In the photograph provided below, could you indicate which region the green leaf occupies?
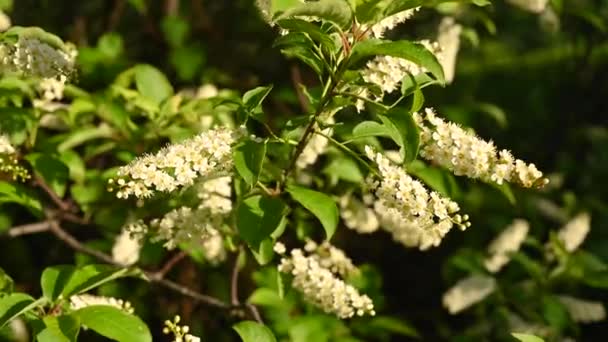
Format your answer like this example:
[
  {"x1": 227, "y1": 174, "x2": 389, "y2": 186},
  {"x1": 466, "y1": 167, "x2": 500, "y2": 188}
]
[
  {"x1": 134, "y1": 64, "x2": 174, "y2": 105},
  {"x1": 251, "y1": 238, "x2": 276, "y2": 265},
  {"x1": 0, "y1": 181, "x2": 42, "y2": 217},
  {"x1": 287, "y1": 185, "x2": 338, "y2": 239},
  {"x1": 41, "y1": 265, "x2": 74, "y2": 302},
  {"x1": 233, "y1": 321, "x2": 277, "y2": 342},
  {"x1": 511, "y1": 333, "x2": 545, "y2": 342},
  {"x1": 75, "y1": 306, "x2": 151, "y2": 342},
  {"x1": 378, "y1": 107, "x2": 420, "y2": 163},
  {"x1": 161, "y1": 15, "x2": 189, "y2": 47},
  {"x1": 37, "y1": 315, "x2": 80, "y2": 342},
  {"x1": 350, "y1": 39, "x2": 445, "y2": 84},
  {"x1": 248, "y1": 288, "x2": 284, "y2": 308},
  {"x1": 97, "y1": 33, "x2": 124, "y2": 60},
  {"x1": 0, "y1": 293, "x2": 39, "y2": 328},
  {"x1": 323, "y1": 156, "x2": 364, "y2": 184},
  {"x1": 234, "y1": 140, "x2": 268, "y2": 187},
  {"x1": 366, "y1": 316, "x2": 419, "y2": 338},
  {"x1": 351, "y1": 121, "x2": 391, "y2": 140},
  {"x1": 25, "y1": 154, "x2": 70, "y2": 197},
  {"x1": 126, "y1": 0, "x2": 146, "y2": 13},
  {"x1": 0, "y1": 268, "x2": 14, "y2": 293},
  {"x1": 40, "y1": 265, "x2": 141, "y2": 301},
  {"x1": 541, "y1": 295, "x2": 570, "y2": 331},
  {"x1": 243, "y1": 85, "x2": 273, "y2": 114},
  {"x1": 274, "y1": 33, "x2": 325, "y2": 75},
  {"x1": 237, "y1": 195, "x2": 287, "y2": 249},
  {"x1": 276, "y1": 0, "x2": 353, "y2": 29},
  {"x1": 58, "y1": 150, "x2": 86, "y2": 184},
  {"x1": 57, "y1": 124, "x2": 115, "y2": 152},
  {"x1": 276, "y1": 19, "x2": 336, "y2": 50}
]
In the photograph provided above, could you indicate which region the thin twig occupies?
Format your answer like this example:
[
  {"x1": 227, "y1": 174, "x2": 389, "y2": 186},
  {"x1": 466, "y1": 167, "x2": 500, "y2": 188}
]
[
  {"x1": 47, "y1": 220, "x2": 119, "y2": 265},
  {"x1": 230, "y1": 251, "x2": 241, "y2": 306},
  {"x1": 5, "y1": 221, "x2": 51, "y2": 238},
  {"x1": 246, "y1": 303, "x2": 264, "y2": 324},
  {"x1": 152, "y1": 251, "x2": 187, "y2": 280},
  {"x1": 33, "y1": 175, "x2": 72, "y2": 212},
  {"x1": 153, "y1": 278, "x2": 230, "y2": 309}
]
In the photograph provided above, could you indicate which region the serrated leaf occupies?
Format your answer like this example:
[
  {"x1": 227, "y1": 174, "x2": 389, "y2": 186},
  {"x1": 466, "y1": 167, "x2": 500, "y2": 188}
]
[
  {"x1": 378, "y1": 107, "x2": 420, "y2": 163},
  {"x1": 251, "y1": 238, "x2": 275, "y2": 265},
  {"x1": 287, "y1": 185, "x2": 338, "y2": 239},
  {"x1": 75, "y1": 306, "x2": 151, "y2": 342},
  {"x1": 349, "y1": 39, "x2": 445, "y2": 84},
  {"x1": 276, "y1": 0, "x2": 353, "y2": 29},
  {"x1": 243, "y1": 86, "x2": 273, "y2": 114},
  {"x1": 134, "y1": 64, "x2": 174, "y2": 105},
  {"x1": 41, "y1": 265, "x2": 75, "y2": 302},
  {"x1": 237, "y1": 195, "x2": 287, "y2": 249},
  {"x1": 234, "y1": 140, "x2": 267, "y2": 187},
  {"x1": 511, "y1": 333, "x2": 545, "y2": 342},
  {"x1": 233, "y1": 321, "x2": 277, "y2": 342},
  {"x1": 38, "y1": 315, "x2": 80, "y2": 342}
]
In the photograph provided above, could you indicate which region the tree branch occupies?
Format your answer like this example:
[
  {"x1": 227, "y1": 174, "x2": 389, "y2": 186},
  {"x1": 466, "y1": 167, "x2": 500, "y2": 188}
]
[
  {"x1": 33, "y1": 175, "x2": 73, "y2": 212},
  {"x1": 4, "y1": 221, "x2": 51, "y2": 237},
  {"x1": 230, "y1": 251, "x2": 241, "y2": 306}
]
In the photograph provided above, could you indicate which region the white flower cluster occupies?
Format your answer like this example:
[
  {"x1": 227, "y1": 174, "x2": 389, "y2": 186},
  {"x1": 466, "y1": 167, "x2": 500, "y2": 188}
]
[
  {"x1": 442, "y1": 275, "x2": 496, "y2": 314},
  {"x1": 163, "y1": 315, "x2": 201, "y2": 342},
  {"x1": 110, "y1": 127, "x2": 240, "y2": 199},
  {"x1": 303, "y1": 240, "x2": 358, "y2": 278},
  {"x1": 557, "y1": 212, "x2": 590, "y2": 252},
  {"x1": 150, "y1": 206, "x2": 223, "y2": 252},
  {"x1": 484, "y1": 219, "x2": 529, "y2": 273},
  {"x1": 415, "y1": 108, "x2": 547, "y2": 188},
  {"x1": 437, "y1": 17, "x2": 462, "y2": 84},
  {"x1": 69, "y1": 294, "x2": 134, "y2": 314},
  {"x1": 365, "y1": 146, "x2": 469, "y2": 250},
  {"x1": 0, "y1": 134, "x2": 15, "y2": 154},
  {"x1": 557, "y1": 295, "x2": 606, "y2": 323},
  {"x1": 112, "y1": 228, "x2": 142, "y2": 266},
  {"x1": 361, "y1": 40, "x2": 442, "y2": 94},
  {"x1": 0, "y1": 37, "x2": 76, "y2": 78},
  {"x1": 278, "y1": 247, "x2": 374, "y2": 319},
  {"x1": 367, "y1": 8, "x2": 420, "y2": 38},
  {"x1": 507, "y1": 312, "x2": 552, "y2": 337},
  {"x1": 296, "y1": 117, "x2": 334, "y2": 169},
  {"x1": 33, "y1": 75, "x2": 68, "y2": 112},
  {"x1": 339, "y1": 195, "x2": 379, "y2": 234},
  {"x1": 506, "y1": 0, "x2": 549, "y2": 13},
  {"x1": 0, "y1": 11, "x2": 11, "y2": 32}
]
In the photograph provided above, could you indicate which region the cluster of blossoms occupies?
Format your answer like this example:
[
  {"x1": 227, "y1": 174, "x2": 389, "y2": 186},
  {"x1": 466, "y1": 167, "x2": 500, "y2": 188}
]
[
  {"x1": 339, "y1": 195, "x2": 379, "y2": 234},
  {"x1": 437, "y1": 17, "x2": 462, "y2": 84},
  {"x1": 0, "y1": 134, "x2": 29, "y2": 181},
  {"x1": 303, "y1": 240, "x2": 358, "y2": 278},
  {"x1": 415, "y1": 108, "x2": 547, "y2": 188},
  {"x1": 276, "y1": 243, "x2": 374, "y2": 319},
  {"x1": 484, "y1": 219, "x2": 530, "y2": 273},
  {"x1": 297, "y1": 116, "x2": 334, "y2": 169},
  {"x1": 33, "y1": 75, "x2": 68, "y2": 112},
  {"x1": 557, "y1": 295, "x2": 606, "y2": 323},
  {"x1": 69, "y1": 294, "x2": 134, "y2": 314},
  {"x1": 365, "y1": 146, "x2": 469, "y2": 250},
  {"x1": 556, "y1": 212, "x2": 590, "y2": 252},
  {"x1": 365, "y1": 7, "x2": 420, "y2": 38},
  {"x1": 442, "y1": 275, "x2": 496, "y2": 314},
  {"x1": 507, "y1": 0, "x2": 549, "y2": 13},
  {"x1": 162, "y1": 316, "x2": 201, "y2": 342},
  {"x1": 112, "y1": 228, "x2": 142, "y2": 266},
  {"x1": 109, "y1": 127, "x2": 241, "y2": 199},
  {"x1": 361, "y1": 40, "x2": 442, "y2": 94},
  {"x1": 0, "y1": 37, "x2": 76, "y2": 78}
]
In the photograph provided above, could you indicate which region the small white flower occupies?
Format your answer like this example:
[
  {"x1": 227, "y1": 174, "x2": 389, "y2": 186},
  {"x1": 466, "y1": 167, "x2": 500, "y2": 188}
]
[
  {"x1": 367, "y1": 8, "x2": 420, "y2": 38},
  {"x1": 70, "y1": 294, "x2": 134, "y2": 314},
  {"x1": 557, "y1": 212, "x2": 590, "y2": 252},
  {"x1": 442, "y1": 275, "x2": 496, "y2": 314},
  {"x1": 0, "y1": 11, "x2": 11, "y2": 32},
  {"x1": 197, "y1": 84, "x2": 218, "y2": 99},
  {"x1": 437, "y1": 17, "x2": 462, "y2": 84},
  {"x1": 112, "y1": 228, "x2": 142, "y2": 266},
  {"x1": 416, "y1": 108, "x2": 547, "y2": 188},
  {"x1": 296, "y1": 117, "x2": 334, "y2": 169},
  {"x1": 484, "y1": 219, "x2": 529, "y2": 273},
  {"x1": 0, "y1": 134, "x2": 15, "y2": 154},
  {"x1": 557, "y1": 295, "x2": 606, "y2": 323},
  {"x1": 273, "y1": 242, "x2": 286, "y2": 255},
  {"x1": 339, "y1": 195, "x2": 379, "y2": 234},
  {"x1": 365, "y1": 146, "x2": 469, "y2": 250},
  {"x1": 112, "y1": 127, "x2": 240, "y2": 199},
  {"x1": 278, "y1": 247, "x2": 374, "y2": 319},
  {"x1": 506, "y1": 0, "x2": 549, "y2": 13}
]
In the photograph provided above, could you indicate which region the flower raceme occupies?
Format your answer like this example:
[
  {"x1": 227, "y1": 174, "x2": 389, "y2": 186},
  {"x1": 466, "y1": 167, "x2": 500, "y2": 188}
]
[
  {"x1": 0, "y1": 36, "x2": 76, "y2": 78},
  {"x1": 365, "y1": 146, "x2": 469, "y2": 250},
  {"x1": 109, "y1": 127, "x2": 242, "y2": 199},
  {"x1": 415, "y1": 108, "x2": 547, "y2": 188},
  {"x1": 276, "y1": 243, "x2": 375, "y2": 319},
  {"x1": 484, "y1": 219, "x2": 530, "y2": 273}
]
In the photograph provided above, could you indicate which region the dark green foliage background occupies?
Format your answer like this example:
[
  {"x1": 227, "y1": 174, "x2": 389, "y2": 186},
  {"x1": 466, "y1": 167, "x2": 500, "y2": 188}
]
[{"x1": 2, "y1": 0, "x2": 608, "y2": 340}]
